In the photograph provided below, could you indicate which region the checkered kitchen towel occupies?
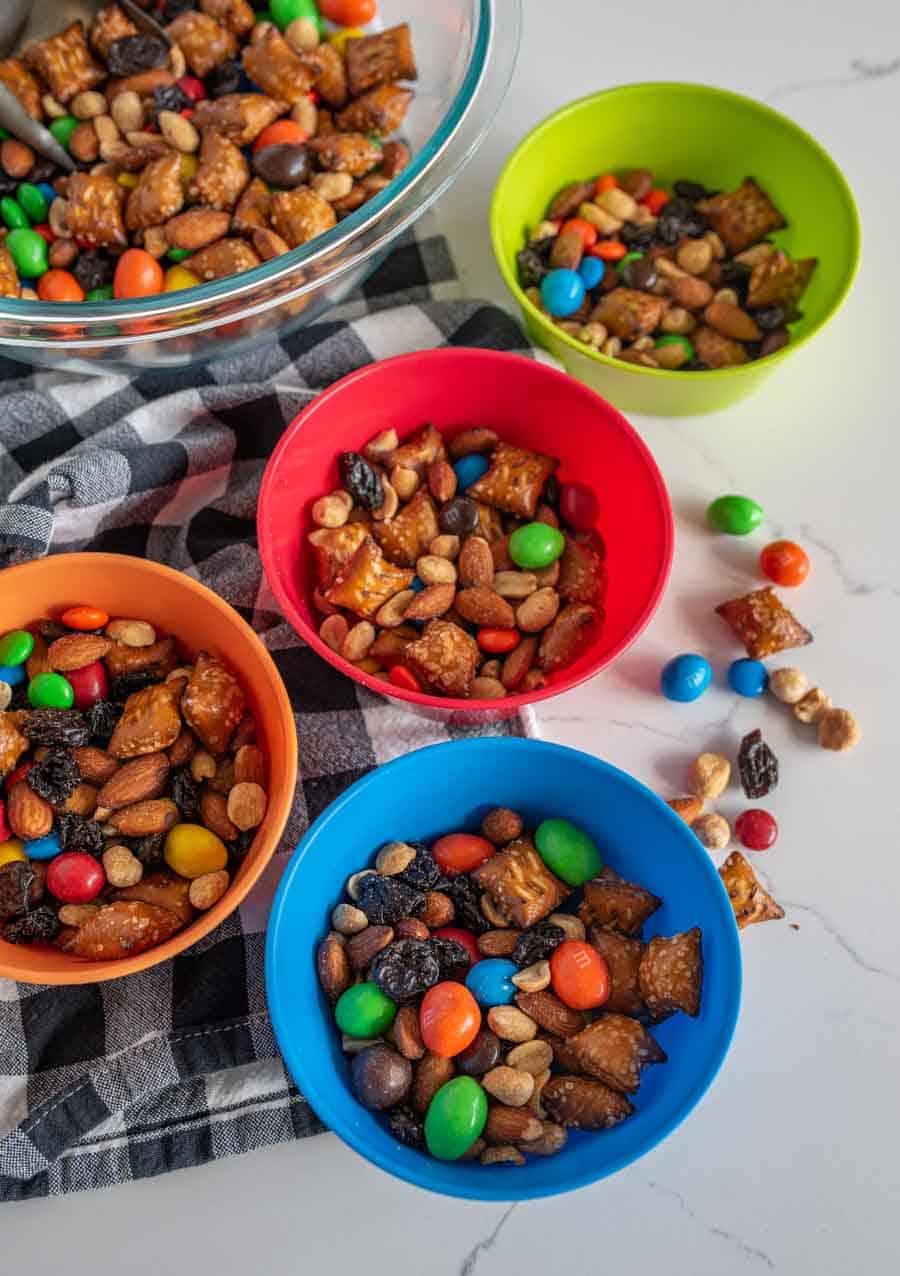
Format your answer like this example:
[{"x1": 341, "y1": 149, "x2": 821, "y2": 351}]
[{"x1": 0, "y1": 219, "x2": 538, "y2": 1200}]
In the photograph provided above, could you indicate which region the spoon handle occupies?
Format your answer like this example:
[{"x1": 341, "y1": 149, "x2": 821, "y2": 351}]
[{"x1": 0, "y1": 83, "x2": 75, "y2": 173}]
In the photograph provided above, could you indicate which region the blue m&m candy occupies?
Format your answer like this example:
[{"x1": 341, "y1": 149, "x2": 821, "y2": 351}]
[
  {"x1": 0, "y1": 664, "x2": 27, "y2": 688},
  {"x1": 452, "y1": 454, "x2": 490, "y2": 490},
  {"x1": 578, "y1": 256, "x2": 606, "y2": 290},
  {"x1": 539, "y1": 268, "x2": 586, "y2": 318},
  {"x1": 728, "y1": 658, "x2": 769, "y2": 697},
  {"x1": 465, "y1": 958, "x2": 518, "y2": 1007},
  {"x1": 25, "y1": 832, "x2": 63, "y2": 861},
  {"x1": 660, "y1": 653, "x2": 712, "y2": 703},
  {"x1": 409, "y1": 576, "x2": 425, "y2": 593}
]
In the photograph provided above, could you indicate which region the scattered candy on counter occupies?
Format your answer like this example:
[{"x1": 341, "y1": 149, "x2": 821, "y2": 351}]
[
  {"x1": 0, "y1": 608, "x2": 267, "y2": 958},
  {"x1": 728, "y1": 658, "x2": 769, "y2": 698},
  {"x1": 759, "y1": 540, "x2": 810, "y2": 587},
  {"x1": 660, "y1": 653, "x2": 712, "y2": 702},
  {"x1": 318, "y1": 807, "x2": 705, "y2": 1164},
  {"x1": 0, "y1": 5, "x2": 413, "y2": 303},
  {"x1": 734, "y1": 809, "x2": 778, "y2": 851},
  {"x1": 706, "y1": 494, "x2": 764, "y2": 536},
  {"x1": 308, "y1": 423, "x2": 606, "y2": 699},
  {"x1": 517, "y1": 170, "x2": 816, "y2": 370}
]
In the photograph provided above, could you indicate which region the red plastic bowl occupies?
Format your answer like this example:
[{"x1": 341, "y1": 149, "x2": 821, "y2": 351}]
[{"x1": 258, "y1": 349, "x2": 673, "y2": 722}]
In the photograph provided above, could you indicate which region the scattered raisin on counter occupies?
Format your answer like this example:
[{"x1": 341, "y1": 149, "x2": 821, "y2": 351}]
[
  {"x1": 738, "y1": 729, "x2": 779, "y2": 799},
  {"x1": 27, "y1": 749, "x2": 81, "y2": 804},
  {"x1": 371, "y1": 939, "x2": 441, "y2": 1002}
]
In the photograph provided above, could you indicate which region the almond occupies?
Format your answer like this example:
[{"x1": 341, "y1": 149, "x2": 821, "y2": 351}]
[
  {"x1": 703, "y1": 300, "x2": 762, "y2": 341},
  {"x1": 480, "y1": 1145, "x2": 525, "y2": 1166},
  {"x1": 97, "y1": 753, "x2": 170, "y2": 809},
  {"x1": 392, "y1": 917, "x2": 429, "y2": 941},
  {"x1": 72, "y1": 746, "x2": 119, "y2": 785},
  {"x1": 7, "y1": 781, "x2": 52, "y2": 840},
  {"x1": 167, "y1": 729, "x2": 197, "y2": 767},
  {"x1": 516, "y1": 588, "x2": 560, "y2": 633},
  {"x1": 48, "y1": 633, "x2": 113, "y2": 671},
  {"x1": 346, "y1": 924, "x2": 394, "y2": 970},
  {"x1": 317, "y1": 932, "x2": 350, "y2": 1002},
  {"x1": 420, "y1": 890, "x2": 454, "y2": 928},
  {"x1": 234, "y1": 745, "x2": 266, "y2": 786},
  {"x1": 455, "y1": 587, "x2": 515, "y2": 628},
  {"x1": 671, "y1": 275, "x2": 714, "y2": 311},
  {"x1": 458, "y1": 537, "x2": 494, "y2": 589},
  {"x1": 477, "y1": 928, "x2": 521, "y2": 957},
  {"x1": 25, "y1": 633, "x2": 51, "y2": 680},
  {"x1": 403, "y1": 583, "x2": 455, "y2": 621},
  {"x1": 201, "y1": 789, "x2": 239, "y2": 841},
  {"x1": 484, "y1": 1105, "x2": 543, "y2": 1145},
  {"x1": 412, "y1": 1053, "x2": 455, "y2": 1115},
  {"x1": 514, "y1": 990, "x2": 589, "y2": 1038},
  {"x1": 109, "y1": 798, "x2": 179, "y2": 836},
  {"x1": 391, "y1": 1003, "x2": 425, "y2": 1060},
  {"x1": 61, "y1": 783, "x2": 98, "y2": 816},
  {"x1": 667, "y1": 796, "x2": 703, "y2": 826},
  {"x1": 501, "y1": 638, "x2": 537, "y2": 691},
  {"x1": 428, "y1": 460, "x2": 457, "y2": 504}
]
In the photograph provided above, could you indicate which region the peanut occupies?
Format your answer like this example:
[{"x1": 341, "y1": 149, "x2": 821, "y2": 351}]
[
  {"x1": 331, "y1": 902, "x2": 368, "y2": 935},
  {"x1": 285, "y1": 15, "x2": 320, "y2": 50},
  {"x1": 390, "y1": 465, "x2": 419, "y2": 500},
  {"x1": 189, "y1": 870, "x2": 230, "y2": 910},
  {"x1": 527, "y1": 1068, "x2": 550, "y2": 1118},
  {"x1": 482, "y1": 1066, "x2": 534, "y2": 1107},
  {"x1": 578, "y1": 321, "x2": 608, "y2": 348},
  {"x1": 319, "y1": 614, "x2": 349, "y2": 652},
  {"x1": 493, "y1": 570, "x2": 537, "y2": 599},
  {"x1": 769, "y1": 667, "x2": 809, "y2": 704},
  {"x1": 375, "y1": 841, "x2": 417, "y2": 876},
  {"x1": 576, "y1": 201, "x2": 622, "y2": 234},
  {"x1": 660, "y1": 306, "x2": 696, "y2": 335},
  {"x1": 598, "y1": 187, "x2": 637, "y2": 220},
  {"x1": 818, "y1": 708, "x2": 861, "y2": 751},
  {"x1": 676, "y1": 239, "x2": 713, "y2": 275},
  {"x1": 291, "y1": 96, "x2": 318, "y2": 135},
  {"x1": 416, "y1": 555, "x2": 457, "y2": 586},
  {"x1": 704, "y1": 230, "x2": 726, "y2": 259},
  {"x1": 341, "y1": 622, "x2": 376, "y2": 662},
  {"x1": 794, "y1": 687, "x2": 832, "y2": 724},
  {"x1": 546, "y1": 913, "x2": 585, "y2": 942},
  {"x1": 311, "y1": 172, "x2": 355, "y2": 204},
  {"x1": 447, "y1": 428, "x2": 498, "y2": 459},
  {"x1": 511, "y1": 960, "x2": 551, "y2": 993},
  {"x1": 471, "y1": 677, "x2": 506, "y2": 700},
  {"x1": 602, "y1": 336, "x2": 622, "y2": 357},
  {"x1": 105, "y1": 619, "x2": 156, "y2": 647},
  {"x1": 42, "y1": 94, "x2": 67, "y2": 119},
  {"x1": 226, "y1": 781, "x2": 267, "y2": 831},
  {"x1": 158, "y1": 110, "x2": 200, "y2": 153},
  {"x1": 712, "y1": 287, "x2": 739, "y2": 306},
  {"x1": 93, "y1": 114, "x2": 120, "y2": 146},
  {"x1": 693, "y1": 812, "x2": 731, "y2": 850},
  {"x1": 688, "y1": 753, "x2": 731, "y2": 800},
  {"x1": 312, "y1": 490, "x2": 353, "y2": 528},
  {"x1": 72, "y1": 91, "x2": 107, "y2": 120},
  {"x1": 487, "y1": 1005, "x2": 538, "y2": 1043},
  {"x1": 372, "y1": 479, "x2": 399, "y2": 522},
  {"x1": 168, "y1": 43, "x2": 187, "y2": 79},
  {"x1": 479, "y1": 659, "x2": 502, "y2": 680},
  {"x1": 516, "y1": 588, "x2": 560, "y2": 633},
  {"x1": 374, "y1": 590, "x2": 416, "y2": 628},
  {"x1": 346, "y1": 870, "x2": 377, "y2": 901},
  {"x1": 363, "y1": 429, "x2": 398, "y2": 464},
  {"x1": 49, "y1": 198, "x2": 70, "y2": 239},
  {"x1": 480, "y1": 1145, "x2": 525, "y2": 1167},
  {"x1": 734, "y1": 242, "x2": 775, "y2": 267},
  {"x1": 102, "y1": 845, "x2": 143, "y2": 888},
  {"x1": 506, "y1": 1040, "x2": 554, "y2": 1075},
  {"x1": 58, "y1": 904, "x2": 100, "y2": 926},
  {"x1": 190, "y1": 750, "x2": 216, "y2": 782},
  {"x1": 429, "y1": 534, "x2": 460, "y2": 560}
]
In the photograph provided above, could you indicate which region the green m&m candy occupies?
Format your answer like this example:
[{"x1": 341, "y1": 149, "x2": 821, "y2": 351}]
[
  {"x1": 655, "y1": 333, "x2": 695, "y2": 360},
  {"x1": 49, "y1": 116, "x2": 79, "y2": 149},
  {"x1": 167, "y1": 248, "x2": 192, "y2": 262},
  {"x1": 270, "y1": 0, "x2": 324, "y2": 34},
  {"x1": 0, "y1": 630, "x2": 34, "y2": 667},
  {"x1": 535, "y1": 817, "x2": 602, "y2": 887},
  {"x1": 17, "y1": 183, "x2": 48, "y2": 224},
  {"x1": 706, "y1": 494, "x2": 764, "y2": 536},
  {"x1": 1, "y1": 197, "x2": 28, "y2": 230},
  {"x1": 424, "y1": 1077, "x2": 488, "y2": 1161},
  {"x1": 27, "y1": 672, "x2": 74, "y2": 710},
  {"x1": 6, "y1": 228, "x2": 49, "y2": 278},
  {"x1": 508, "y1": 522, "x2": 565, "y2": 571},
  {"x1": 86, "y1": 285, "x2": 114, "y2": 301},
  {"x1": 334, "y1": 981, "x2": 396, "y2": 1038}
]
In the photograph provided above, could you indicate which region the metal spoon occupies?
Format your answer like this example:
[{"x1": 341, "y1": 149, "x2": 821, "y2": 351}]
[{"x1": 0, "y1": 0, "x2": 170, "y2": 173}]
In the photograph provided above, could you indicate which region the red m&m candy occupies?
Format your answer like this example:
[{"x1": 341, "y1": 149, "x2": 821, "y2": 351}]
[
  {"x1": 46, "y1": 852, "x2": 105, "y2": 904},
  {"x1": 735, "y1": 809, "x2": 778, "y2": 850},
  {"x1": 66, "y1": 659, "x2": 108, "y2": 710},
  {"x1": 560, "y1": 481, "x2": 599, "y2": 531}
]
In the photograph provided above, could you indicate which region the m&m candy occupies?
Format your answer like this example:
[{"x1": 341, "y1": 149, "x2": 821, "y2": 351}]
[
  {"x1": 27, "y1": 672, "x2": 74, "y2": 709},
  {"x1": 535, "y1": 817, "x2": 602, "y2": 887},
  {"x1": 432, "y1": 833, "x2": 495, "y2": 877},
  {"x1": 735, "y1": 809, "x2": 778, "y2": 850},
  {"x1": 660, "y1": 654, "x2": 712, "y2": 702},
  {"x1": 550, "y1": 940, "x2": 610, "y2": 1010},
  {"x1": 464, "y1": 958, "x2": 518, "y2": 1007},
  {"x1": 760, "y1": 540, "x2": 810, "y2": 587},
  {"x1": 424, "y1": 1076, "x2": 487, "y2": 1161},
  {"x1": 508, "y1": 522, "x2": 565, "y2": 570},
  {"x1": 46, "y1": 852, "x2": 106, "y2": 904},
  {"x1": 728, "y1": 658, "x2": 769, "y2": 698},
  {"x1": 335, "y1": 981, "x2": 397, "y2": 1038},
  {"x1": 419, "y1": 981, "x2": 481, "y2": 1057},
  {"x1": 539, "y1": 268, "x2": 586, "y2": 318},
  {"x1": 706, "y1": 494, "x2": 764, "y2": 536}
]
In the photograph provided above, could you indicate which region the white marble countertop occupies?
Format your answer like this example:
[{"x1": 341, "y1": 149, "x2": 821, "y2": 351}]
[{"x1": 5, "y1": 0, "x2": 900, "y2": 1269}]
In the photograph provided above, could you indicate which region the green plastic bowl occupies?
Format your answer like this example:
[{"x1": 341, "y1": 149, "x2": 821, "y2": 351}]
[{"x1": 491, "y1": 82, "x2": 861, "y2": 416}]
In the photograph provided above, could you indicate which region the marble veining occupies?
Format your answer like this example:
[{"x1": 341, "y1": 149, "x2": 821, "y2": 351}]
[{"x1": 646, "y1": 1181, "x2": 776, "y2": 1269}]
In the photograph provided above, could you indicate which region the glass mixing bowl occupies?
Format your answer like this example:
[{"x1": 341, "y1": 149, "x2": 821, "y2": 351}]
[{"x1": 0, "y1": 1, "x2": 520, "y2": 371}]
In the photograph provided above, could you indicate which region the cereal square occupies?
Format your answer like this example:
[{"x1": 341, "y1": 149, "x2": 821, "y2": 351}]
[{"x1": 715, "y1": 586, "x2": 812, "y2": 659}]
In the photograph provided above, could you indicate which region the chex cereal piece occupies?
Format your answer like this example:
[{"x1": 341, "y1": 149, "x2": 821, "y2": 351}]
[
  {"x1": 189, "y1": 130, "x2": 250, "y2": 212},
  {"x1": 372, "y1": 489, "x2": 440, "y2": 567},
  {"x1": 638, "y1": 929, "x2": 703, "y2": 1019},
  {"x1": 324, "y1": 536, "x2": 414, "y2": 619},
  {"x1": 715, "y1": 586, "x2": 812, "y2": 660},
  {"x1": 23, "y1": 21, "x2": 104, "y2": 104},
  {"x1": 719, "y1": 851, "x2": 785, "y2": 929},
  {"x1": 693, "y1": 327, "x2": 748, "y2": 368},
  {"x1": 697, "y1": 178, "x2": 786, "y2": 254},
  {"x1": 345, "y1": 24, "x2": 418, "y2": 97},
  {"x1": 567, "y1": 1014, "x2": 666, "y2": 1094},
  {"x1": 241, "y1": 26, "x2": 314, "y2": 104},
  {"x1": 309, "y1": 522, "x2": 369, "y2": 587},
  {"x1": 232, "y1": 178, "x2": 271, "y2": 235},
  {"x1": 542, "y1": 1075, "x2": 634, "y2": 1131},
  {"x1": 473, "y1": 836, "x2": 568, "y2": 929},
  {"x1": 167, "y1": 12, "x2": 238, "y2": 78},
  {"x1": 747, "y1": 251, "x2": 817, "y2": 309},
  {"x1": 403, "y1": 619, "x2": 479, "y2": 698},
  {"x1": 192, "y1": 94, "x2": 284, "y2": 147},
  {"x1": 184, "y1": 239, "x2": 261, "y2": 281},
  {"x1": 558, "y1": 531, "x2": 607, "y2": 606},
  {"x1": 587, "y1": 928, "x2": 646, "y2": 1017},
  {"x1": 64, "y1": 173, "x2": 127, "y2": 248},
  {"x1": 0, "y1": 58, "x2": 43, "y2": 119},
  {"x1": 270, "y1": 187, "x2": 336, "y2": 248},
  {"x1": 467, "y1": 442, "x2": 558, "y2": 519},
  {"x1": 300, "y1": 43, "x2": 349, "y2": 109},
  {"x1": 125, "y1": 152, "x2": 184, "y2": 231},
  {"x1": 579, "y1": 868, "x2": 661, "y2": 937},
  {"x1": 590, "y1": 288, "x2": 669, "y2": 341},
  {"x1": 387, "y1": 425, "x2": 445, "y2": 478}
]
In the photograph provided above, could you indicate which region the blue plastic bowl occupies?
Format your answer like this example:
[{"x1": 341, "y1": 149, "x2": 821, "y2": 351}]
[{"x1": 266, "y1": 739, "x2": 742, "y2": 1200}]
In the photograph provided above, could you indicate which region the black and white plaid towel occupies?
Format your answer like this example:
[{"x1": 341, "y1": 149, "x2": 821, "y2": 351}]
[{"x1": 0, "y1": 219, "x2": 539, "y2": 1200}]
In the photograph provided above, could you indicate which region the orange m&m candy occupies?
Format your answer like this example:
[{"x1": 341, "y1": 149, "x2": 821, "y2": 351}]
[
  {"x1": 432, "y1": 832, "x2": 495, "y2": 877},
  {"x1": 550, "y1": 940, "x2": 610, "y2": 1010},
  {"x1": 419, "y1": 982, "x2": 481, "y2": 1058},
  {"x1": 319, "y1": 0, "x2": 378, "y2": 24},
  {"x1": 759, "y1": 540, "x2": 810, "y2": 587},
  {"x1": 38, "y1": 269, "x2": 84, "y2": 303},
  {"x1": 252, "y1": 119, "x2": 309, "y2": 153},
  {"x1": 61, "y1": 605, "x2": 109, "y2": 631},
  {"x1": 114, "y1": 248, "x2": 164, "y2": 299}
]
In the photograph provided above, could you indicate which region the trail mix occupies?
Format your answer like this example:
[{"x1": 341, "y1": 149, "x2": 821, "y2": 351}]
[
  {"x1": 309, "y1": 426, "x2": 606, "y2": 699},
  {"x1": 317, "y1": 810, "x2": 704, "y2": 1164},
  {"x1": 0, "y1": 606, "x2": 267, "y2": 959},
  {"x1": 517, "y1": 168, "x2": 817, "y2": 370},
  {"x1": 0, "y1": 3, "x2": 415, "y2": 301}
]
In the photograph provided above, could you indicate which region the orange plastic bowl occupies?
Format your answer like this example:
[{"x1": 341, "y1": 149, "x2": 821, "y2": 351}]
[
  {"x1": 258, "y1": 349, "x2": 674, "y2": 723},
  {"x1": 0, "y1": 554, "x2": 297, "y2": 985}
]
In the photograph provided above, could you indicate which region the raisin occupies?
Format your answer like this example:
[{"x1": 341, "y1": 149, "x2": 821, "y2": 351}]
[
  {"x1": 27, "y1": 749, "x2": 81, "y2": 804},
  {"x1": 542, "y1": 473, "x2": 561, "y2": 509},
  {"x1": 516, "y1": 246, "x2": 549, "y2": 289},
  {"x1": 26, "y1": 158, "x2": 59, "y2": 186},
  {"x1": 620, "y1": 221, "x2": 656, "y2": 251},
  {"x1": 86, "y1": 699, "x2": 122, "y2": 741},
  {"x1": 354, "y1": 874, "x2": 425, "y2": 925},
  {"x1": 386, "y1": 1105, "x2": 424, "y2": 1149},
  {"x1": 74, "y1": 250, "x2": 114, "y2": 294},
  {"x1": 8, "y1": 683, "x2": 29, "y2": 711},
  {"x1": 227, "y1": 828, "x2": 255, "y2": 869},
  {"x1": 754, "y1": 305, "x2": 787, "y2": 331},
  {"x1": 21, "y1": 710, "x2": 90, "y2": 747},
  {"x1": 56, "y1": 813, "x2": 104, "y2": 857},
  {"x1": 512, "y1": 922, "x2": 565, "y2": 968},
  {"x1": 206, "y1": 61, "x2": 243, "y2": 97},
  {"x1": 0, "y1": 862, "x2": 36, "y2": 922},
  {"x1": 152, "y1": 83, "x2": 193, "y2": 117},
  {"x1": 397, "y1": 841, "x2": 446, "y2": 892},
  {"x1": 370, "y1": 939, "x2": 440, "y2": 1002},
  {"x1": 171, "y1": 768, "x2": 200, "y2": 820},
  {"x1": 444, "y1": 874, "x2": 489, "y2": 935},
  {"x1": 36, "y1": 620, "x2": 70, "y2": 642},
  {"x1": 132, "y1": 833, "x2": 165, "y2": 867},
  {"x1": 427, "y1": 936, "x2": 470, "y2": 981},
  {"x1": 673, "y1": 179, "x2": 714, "y2": 202},
  {"x1": 339, "y1": 451, "x2": 383, "y2": 511},
  {"x1": 3, "y1": 906, "x2": 60, "y2": 945},
  {"x1": 106, "y1": 34, "x2": 169, "y2": 77},
  {"x1": 657, "y1": 198, "x2": 707, "y2": 244},
  {"x1": 719, "y1": 260, "x2": 752, "y2": 302},
  {"x1": 738, "y1": 729, "x2": 779, "y2": 799},
  {"x1": 160, "y1": 0, "x2": 195, "y2": 19},
  {"x1": 109, "y1": 670, "x2": 159, "y2": 701},
  {"x1": 0, "y1": 173, "x2": 18, "y2": 198}
]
